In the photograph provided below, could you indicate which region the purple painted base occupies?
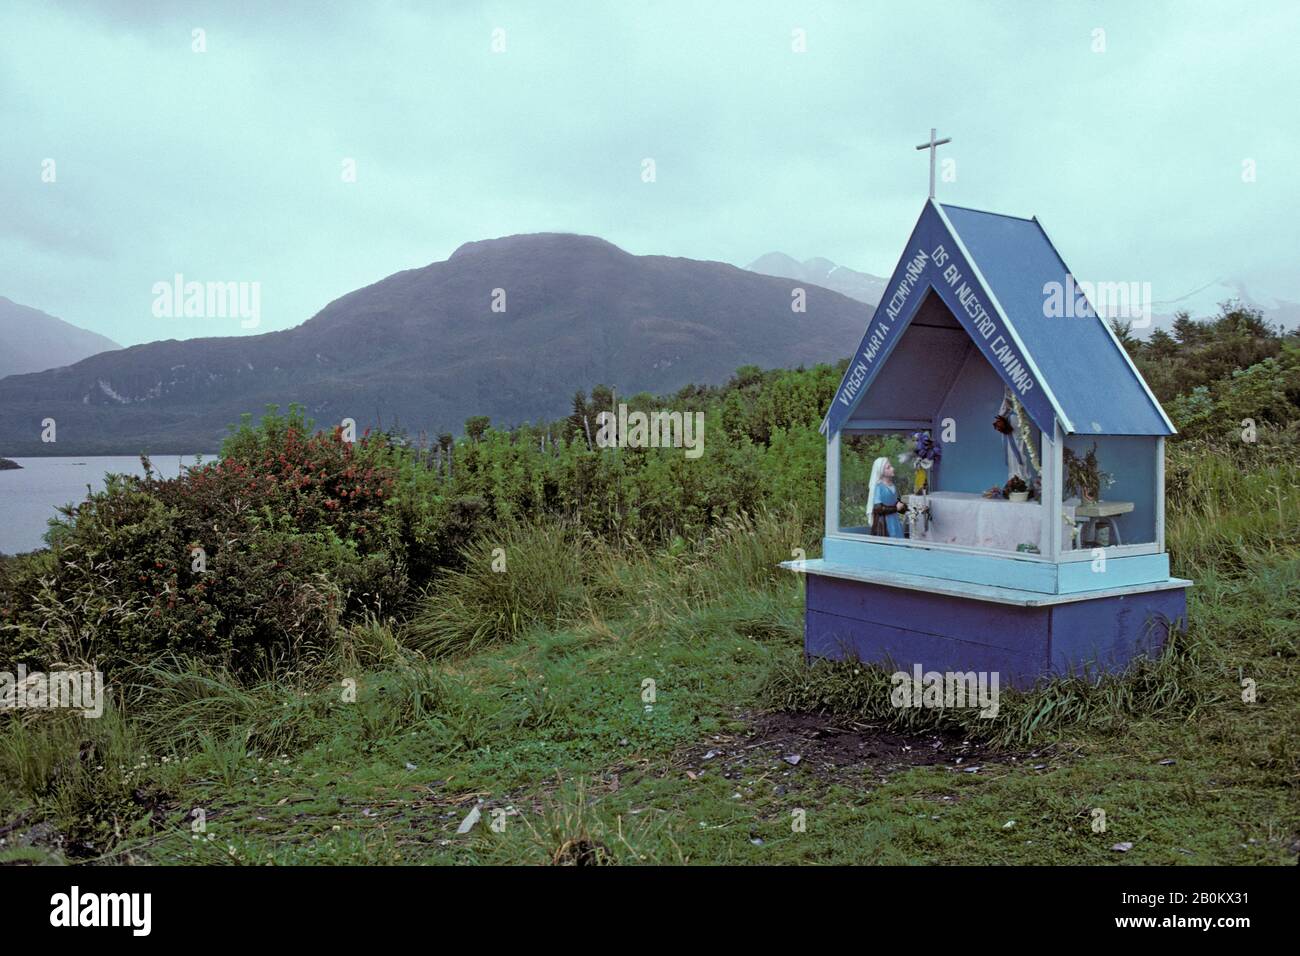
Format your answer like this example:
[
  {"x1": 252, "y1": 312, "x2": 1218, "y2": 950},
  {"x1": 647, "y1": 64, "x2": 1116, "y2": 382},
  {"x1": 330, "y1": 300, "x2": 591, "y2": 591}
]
[{"x1": 804, "y1": 574, "x2": 1188, "y2": 689}]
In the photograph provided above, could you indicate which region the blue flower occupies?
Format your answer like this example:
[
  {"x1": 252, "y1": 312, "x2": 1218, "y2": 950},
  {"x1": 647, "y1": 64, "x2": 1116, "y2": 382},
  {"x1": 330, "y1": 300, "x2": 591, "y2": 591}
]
[{"x1": 911, "y1": 431, "x2": 942, "y2": 464}]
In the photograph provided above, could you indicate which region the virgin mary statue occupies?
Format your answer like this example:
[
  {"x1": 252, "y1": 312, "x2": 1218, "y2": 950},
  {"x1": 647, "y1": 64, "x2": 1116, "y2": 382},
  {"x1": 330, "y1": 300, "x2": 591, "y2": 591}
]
[{"x1": 995, "y1": 387, "x2": 1036, "y2": 485}]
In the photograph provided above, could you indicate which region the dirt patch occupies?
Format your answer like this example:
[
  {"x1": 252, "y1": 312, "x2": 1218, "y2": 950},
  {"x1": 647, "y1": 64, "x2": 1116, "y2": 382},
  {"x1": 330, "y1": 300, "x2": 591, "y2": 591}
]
[
  {"x1": 679, "y1": 711, "x2": 1052, "y2": 790},
  {"x1": 0, "y1": 786, "x2": 177, "y2": 864},
  {"x1": 0, "y1": 811, "x2": 65, "y2": 863}
]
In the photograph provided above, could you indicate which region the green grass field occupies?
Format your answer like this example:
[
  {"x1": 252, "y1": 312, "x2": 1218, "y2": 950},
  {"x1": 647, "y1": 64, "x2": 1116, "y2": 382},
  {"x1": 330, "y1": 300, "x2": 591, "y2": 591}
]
[{"x1": 1, "y1": 444, "x2": 1297, "y2": 865}]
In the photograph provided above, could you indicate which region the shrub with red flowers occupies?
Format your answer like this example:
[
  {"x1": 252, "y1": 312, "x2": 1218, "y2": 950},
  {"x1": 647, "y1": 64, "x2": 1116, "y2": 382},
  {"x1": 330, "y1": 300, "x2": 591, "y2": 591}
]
[
  {"x1": 206, "y1": 405, "x2": 401, "y2": 547},
  {"x1": 173, "y1": 407, "x2": 412, "y2": 611},
  {"x1": 0, "y1": 407, "x2": 418, "y2": 673}
]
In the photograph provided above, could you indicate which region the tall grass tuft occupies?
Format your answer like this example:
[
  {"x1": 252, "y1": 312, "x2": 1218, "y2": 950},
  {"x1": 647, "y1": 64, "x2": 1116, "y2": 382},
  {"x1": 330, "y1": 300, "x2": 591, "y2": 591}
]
[
  {"x1": 638, "y1": 508, "x2": 811, "y2": 645},
  {"x1": 479, "y1": 776, "x2": 682, "y2": 865},
  {"x1": 0, "y1": 697, "x2": 140, "y2": 852},
  {"x1": 124, "y1": 657, "x2": 323, "y2": 757},
  {"x1": 331, "y1": 614, "x2": 421, "y2": 675},
  {"x1": 1165, "y1": 440, "x2": 1300, "y2": 579},
  {"x1": 689, "y1": 508, "x2": 815, "y2": 598},
  {"x1": 402, "y1": 508, "x2": 812, "y2": 656},
  {"x1": 404, "y1": 522, "x2": 591, "y2": 658}
]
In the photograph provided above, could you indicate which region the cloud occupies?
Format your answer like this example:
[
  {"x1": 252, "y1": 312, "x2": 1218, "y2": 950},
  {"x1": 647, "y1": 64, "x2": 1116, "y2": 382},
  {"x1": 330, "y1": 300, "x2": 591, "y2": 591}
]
[{"x1": 1, "y1": 0, "x2": 1297, "y2": 346}]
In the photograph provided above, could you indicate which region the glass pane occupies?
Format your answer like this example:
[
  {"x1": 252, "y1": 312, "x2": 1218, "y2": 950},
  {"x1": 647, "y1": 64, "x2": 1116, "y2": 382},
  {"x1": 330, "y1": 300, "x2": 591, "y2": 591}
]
[
  {"x1": 837, "y1": 433, "x2": 913, "y2": 535},
  {"x1": 1061, "y1": 436, "x2": 1157, "y2": 551},
  {"x1": 838, "y1": 423, "x2": 1055, "y2": 555}
]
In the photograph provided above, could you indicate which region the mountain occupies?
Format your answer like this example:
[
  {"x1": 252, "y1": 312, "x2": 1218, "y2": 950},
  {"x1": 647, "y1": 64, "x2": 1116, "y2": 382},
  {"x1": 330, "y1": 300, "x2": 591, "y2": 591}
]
[
  {"x1": 746, "y1": 253, "x2": 887, "y2": 307},
  {"x1": 1145, "y1": 277, "x2": 1300, "y2": 337},
  {"x1": 0, "y1": 297, "x2": 120, "y2": 378},
  {"x1": 0, "y1": 234, "x2": 873, "y2": 455}
]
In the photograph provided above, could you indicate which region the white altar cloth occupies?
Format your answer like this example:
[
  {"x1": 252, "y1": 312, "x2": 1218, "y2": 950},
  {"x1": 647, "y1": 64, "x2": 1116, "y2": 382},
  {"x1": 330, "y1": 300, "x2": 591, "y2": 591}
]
[{"x1": 905, "y1": 491, "x2": 1047, "y2": 552}]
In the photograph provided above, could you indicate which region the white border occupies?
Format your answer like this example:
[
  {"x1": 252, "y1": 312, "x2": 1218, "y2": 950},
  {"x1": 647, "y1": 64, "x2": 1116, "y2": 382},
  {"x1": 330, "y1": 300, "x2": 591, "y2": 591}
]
[
  {"x1": 784, "y1": 558, "x2": 1190, "y2": 607},
  {"x1": 825, "y1": 530, "x2": 1055, "y2": 564},
  {"x1": 1057, "y1": 542, "x2": 1162, "y2": 562},
  {"x1": 824, "y1": 430, "x2": 840, "y2": 538},
  {"x1": 1155, "y1": 435, "x2": 1166, "y2": 551}
]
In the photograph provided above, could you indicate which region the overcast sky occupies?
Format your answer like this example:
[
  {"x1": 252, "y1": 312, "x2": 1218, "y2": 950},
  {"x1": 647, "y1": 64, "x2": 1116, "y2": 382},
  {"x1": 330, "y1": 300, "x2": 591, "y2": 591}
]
[{"x1": 3, "y1": 0, "x2": 1297, "y2": 346}]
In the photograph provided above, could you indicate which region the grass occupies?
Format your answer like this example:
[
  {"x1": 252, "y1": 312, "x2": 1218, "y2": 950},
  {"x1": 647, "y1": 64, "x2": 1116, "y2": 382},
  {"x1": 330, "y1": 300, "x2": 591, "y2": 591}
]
[{"x1": 0, "y1": 449, "x2": 1297, "y2": 865}]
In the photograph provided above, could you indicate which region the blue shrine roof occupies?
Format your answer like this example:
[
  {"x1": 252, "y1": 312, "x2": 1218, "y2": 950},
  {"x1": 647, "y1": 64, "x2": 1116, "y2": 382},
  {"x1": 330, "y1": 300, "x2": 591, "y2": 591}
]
[{"x1": 824, "y1": 200, "x2": 1175, "y2": 438}]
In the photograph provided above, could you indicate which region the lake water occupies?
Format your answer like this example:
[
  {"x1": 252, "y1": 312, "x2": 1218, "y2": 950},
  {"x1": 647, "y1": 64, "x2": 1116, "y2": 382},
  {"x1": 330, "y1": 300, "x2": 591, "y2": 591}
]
[{"x1": 0, "y1": 456, "x2": 215, "y2": 555}]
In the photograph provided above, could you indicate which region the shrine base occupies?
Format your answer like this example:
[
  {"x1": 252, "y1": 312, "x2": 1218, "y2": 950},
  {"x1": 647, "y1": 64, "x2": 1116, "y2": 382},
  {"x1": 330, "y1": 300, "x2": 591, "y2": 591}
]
[{"x1": 793, "y1": 561, "x2": 1189, "y2": 690}]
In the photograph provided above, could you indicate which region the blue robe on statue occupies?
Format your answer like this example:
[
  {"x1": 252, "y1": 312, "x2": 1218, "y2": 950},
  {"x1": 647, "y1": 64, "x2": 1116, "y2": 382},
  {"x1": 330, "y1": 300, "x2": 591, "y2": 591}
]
[{"x1": 872, "y1": 482, "x2": 904, "y2": 539}]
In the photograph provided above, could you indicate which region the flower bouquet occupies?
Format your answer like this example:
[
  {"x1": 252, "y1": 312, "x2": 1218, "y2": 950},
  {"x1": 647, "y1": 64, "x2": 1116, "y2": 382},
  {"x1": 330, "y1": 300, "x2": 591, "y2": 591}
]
[{"x1": 910, "y1": 431, "x2": 942, "y2": 492}]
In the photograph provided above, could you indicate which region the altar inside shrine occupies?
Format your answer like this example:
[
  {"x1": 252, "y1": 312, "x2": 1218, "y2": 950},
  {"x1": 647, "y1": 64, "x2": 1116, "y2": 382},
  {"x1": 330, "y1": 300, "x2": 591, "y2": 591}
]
[
  {"x1": 903, "y1": 492, "x2": 1138, "y2": 552},
  {"x1": 905, "y1": 491, "x2": 1048, "y2": 552}
]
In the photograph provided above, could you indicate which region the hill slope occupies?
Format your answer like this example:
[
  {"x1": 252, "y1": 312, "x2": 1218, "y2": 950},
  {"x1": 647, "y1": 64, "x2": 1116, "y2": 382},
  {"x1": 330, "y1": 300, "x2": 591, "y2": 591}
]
[
  {"x1": 0, "y1": 234, "x2": 871, "y2": 454},
  {"x1": 0, "y1": 297, "x2": 120, "y2": 379}
]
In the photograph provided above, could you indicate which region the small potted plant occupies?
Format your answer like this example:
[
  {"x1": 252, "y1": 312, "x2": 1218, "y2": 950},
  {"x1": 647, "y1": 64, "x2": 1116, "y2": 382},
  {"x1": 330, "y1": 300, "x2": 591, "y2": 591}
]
[
  {"x1": 1003, "y1": 475, "x2": 1030, "y2": 502},
  {"x1": 1063, "y1": 443, "x2": 1113, "y2": 502}
]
